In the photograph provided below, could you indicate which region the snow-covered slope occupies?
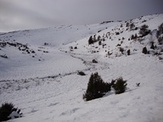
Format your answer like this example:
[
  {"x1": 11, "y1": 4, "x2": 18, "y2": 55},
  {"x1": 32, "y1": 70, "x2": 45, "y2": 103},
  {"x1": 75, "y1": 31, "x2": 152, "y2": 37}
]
[
  {"x1": 0, "y1": 14, "x2": 163, "y2": 122},
  {"x1": 63, "y1": 14, "x2": 163, "y2": 59},
  {"x1": 0, "y1": 23, "x2": 118, "y2": 80}
]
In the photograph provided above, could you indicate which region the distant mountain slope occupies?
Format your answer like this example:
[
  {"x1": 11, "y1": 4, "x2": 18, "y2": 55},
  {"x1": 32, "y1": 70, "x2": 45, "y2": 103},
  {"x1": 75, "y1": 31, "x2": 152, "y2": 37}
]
[
  {"x1": 0, "y1": 22, "x2": 118, "y2": 80},
  {"x1": 63, "y1": 14, "x2": 163, "y2": 60},
  {"x1": 0, "y1": 23, "x2": 119, "y2": 46}
]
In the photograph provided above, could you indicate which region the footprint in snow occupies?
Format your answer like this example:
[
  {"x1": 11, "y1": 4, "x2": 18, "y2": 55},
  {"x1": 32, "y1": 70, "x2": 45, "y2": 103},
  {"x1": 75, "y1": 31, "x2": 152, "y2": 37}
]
[
  {"x1": 60, "y1": 108, "x2": 80, "y2": 116},
  {"x1": 48, "y1": 102, "x2": 59, "y2": 107},
  {"x1": 30, "y1": 109, "x2": 38, "y2": 113},
  {"x1": 110, "y1": 100, "x2": 119, "y2": 105}
]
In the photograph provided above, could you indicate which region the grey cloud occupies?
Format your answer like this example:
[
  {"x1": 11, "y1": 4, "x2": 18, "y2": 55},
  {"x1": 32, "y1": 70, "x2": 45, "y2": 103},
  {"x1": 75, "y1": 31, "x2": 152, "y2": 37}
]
[{"x1": 0, "y1": 0, "x2": 163, "y2": 32}]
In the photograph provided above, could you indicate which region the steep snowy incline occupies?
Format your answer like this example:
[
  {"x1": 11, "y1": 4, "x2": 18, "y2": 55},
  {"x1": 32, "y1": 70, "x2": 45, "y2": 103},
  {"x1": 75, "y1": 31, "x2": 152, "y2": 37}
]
[
  {"x1": 0, "y1": 14, "x2": 163, "y2": 122},
  {"x1": 1, "y1": 54, "x2": 163, "y2": 122}
]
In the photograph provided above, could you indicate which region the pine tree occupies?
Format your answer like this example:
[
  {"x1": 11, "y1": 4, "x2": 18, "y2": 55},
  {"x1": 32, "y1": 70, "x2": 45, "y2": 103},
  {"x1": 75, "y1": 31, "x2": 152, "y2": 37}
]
[
  {"x1": 139, "y1": 24, "x2": 151, "y2": 37},
  {"x1": 0, "y1": 103, "x2": 22, "y2": 121},
  {"x1": 83, "y1": 72, "x2": 111, "y2": 101},
  {"x1": 142, "y1": 47, "x2": 148, "y2": 54},
  {"x1": 150, "y1": 42, "x2": 155, "y2": 49},
  {"x1": 88, "y1": 36, "x2": 93, "y2": 45},
  {"x1": 127, "y1": 49, "x2": 130, "y2": 55}
]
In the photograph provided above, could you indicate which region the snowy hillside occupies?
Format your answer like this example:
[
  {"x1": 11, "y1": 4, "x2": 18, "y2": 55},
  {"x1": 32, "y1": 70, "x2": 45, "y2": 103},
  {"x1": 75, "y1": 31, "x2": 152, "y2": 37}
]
[
  {"x1": 63, "y1": 14, "x2": 163, "y2": 59},
  {"x1": 0, "y1": 23, "x2": 118, "y2": 80},
  {"x1": 0, "y1": 14, "x2": 163, "y2": 122}
]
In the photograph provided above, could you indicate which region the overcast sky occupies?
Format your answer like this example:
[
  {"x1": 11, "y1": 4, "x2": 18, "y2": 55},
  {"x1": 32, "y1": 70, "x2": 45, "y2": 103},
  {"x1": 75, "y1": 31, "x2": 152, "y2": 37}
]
[{"x1": 0, "y1": 0, "x2": 163, "y2": 32}]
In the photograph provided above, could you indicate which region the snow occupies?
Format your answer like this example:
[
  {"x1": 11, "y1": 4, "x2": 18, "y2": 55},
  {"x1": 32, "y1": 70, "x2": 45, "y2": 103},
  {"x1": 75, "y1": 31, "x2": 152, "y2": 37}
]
[
  {"x1": 0, "y1": 22, "x2": 118, "y2": 80},
  {"x1": 0, "y1": 14, "x2": 163, "y2": 122},
  {"x1": 8, "y1": 110, "x2": 22, "y2": 119},
  {"x1": 0, "y1": 49, "x2": 87, "y2": 80}
]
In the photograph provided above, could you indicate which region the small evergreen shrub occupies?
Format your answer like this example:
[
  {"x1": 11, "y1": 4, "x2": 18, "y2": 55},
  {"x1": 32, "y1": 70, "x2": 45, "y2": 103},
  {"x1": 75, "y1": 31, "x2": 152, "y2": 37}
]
[
  {"x1": 142, "y1": 47, "x2": 148, "y2": 54},
  {"x1": 119, "y1": 47, "x2": 124, "y2": 54},
  {"x1": 98, "y1": 41, "x2": 102, "y2": 45},
  {"x1": 116, "y1": 44, "x2": 121, "y2": 47},
  {"x1": 88, "y1": 36, "x2": 93, "y2": 45},
  {"x1": 139, "y1": 24, "x2": 151, "y2": 37},
  {"x1": 142, "y1": 20, "x2": 147, "y2": 23},
  {"x1": 150, "y1": 42, "x2": 155, "y2": 49},
  {"x1": 0, "y1": 55, "x2": 8, "y2": 59},
  {"x1": 97, "y1": 36, "x2": 101, "y2": 41},
  {"x1": 69, "y1": 46, "x2": 73, "y2": 51},
  {"x1": 83, "y1": 72, "x2": 111, "y2": 101},
  {"x1": 0, "y1": 103, "x2": 14, "y2": 121},
  {"x1": 77, "y1": 71, "x2": 86, "y2": 76},
  {"x1": 92, "y1": 59, "x2": 98, "y2": 63},
  {"x1": 157, "y1": 23, "x2": 163, "y2": 37},
  {"x1": 115, "y1": 32, "x2": 120, "y2": 35},
  {"x1": 158, "y1": 35, "x2": 163, "y2": 45},
  {"x1": 131, "y1": 34, "x2": 137, "y2": 40},
  {"x1": 126, "y1": 22, "x2": 129, "y2": 27},
  {"x1": 44, "y1": 42, "x2": 49, "y2": 46},
  {"x1": 129, "y1": 23, "x2": 135, "y2": 30},
  {"x1": 136, "y1": 83, "x2": 140, "y2": 87},
  {"x1": 112, "y1": 77, "x2": 127, "y2": 94},
  {"x1": 0, "y1": 103, "x2": 22, "y2": 121},
  {"x1": 88, "y1": 35, "x2": 99, "y2": 45},
  {"x1": 134, "y1": 27, "x2": 138, "y2": 30},
  {"x1": 127, "y1": 49, "x2": 130, "y2": 55}
]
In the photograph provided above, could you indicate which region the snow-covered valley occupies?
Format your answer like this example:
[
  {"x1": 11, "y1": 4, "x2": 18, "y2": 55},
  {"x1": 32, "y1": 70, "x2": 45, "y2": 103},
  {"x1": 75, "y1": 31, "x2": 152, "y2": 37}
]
[{"x1": 0, "y1": 14, "x2": 163, "y2": 122}]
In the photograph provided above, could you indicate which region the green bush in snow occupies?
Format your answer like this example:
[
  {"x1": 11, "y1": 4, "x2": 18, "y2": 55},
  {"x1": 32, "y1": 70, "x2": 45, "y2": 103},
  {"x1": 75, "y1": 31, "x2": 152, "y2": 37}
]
[
  {"x1": 158, "y1": 36, "x2": 163, "y2": 45},
  {"x1": 0, "y1": 102, "x2": 22, "y2": 121},
  {"x1": 142, "y1": 47, "x2": 148, "y2": 54},
  {"x1": 83, "y1": 72, "x2": 111, "y2": 101},
  {"x1": 112, "y1": 77, "x2": 127, "y2": 94},
  {"x1": 77, "y1": 71, "x2": 86, "y2": 76},
  {"x1": 139, "y1": 24, "x2": 151, "y2": 37},
  {"x1": 157, "y1": 23, "x2": 163, "y2": 37}
]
